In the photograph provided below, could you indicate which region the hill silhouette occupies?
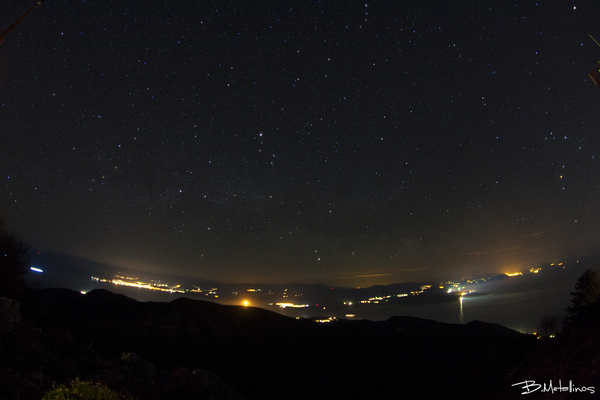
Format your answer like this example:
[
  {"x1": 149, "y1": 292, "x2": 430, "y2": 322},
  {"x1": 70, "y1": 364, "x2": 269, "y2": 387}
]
[{"x1": 2, "y1": 288, "x2": 539, "y2": 399}]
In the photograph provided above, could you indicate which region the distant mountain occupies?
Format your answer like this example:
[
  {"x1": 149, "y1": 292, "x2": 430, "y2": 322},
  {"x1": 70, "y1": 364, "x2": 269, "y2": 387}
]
[
  {"x1": 34, "y1": 249, "x2": 561, "y2": 298},
  {"x1": 30, "y1": 250, "x2": 117, "y2": 277},
  {"x1": 489, "y1": 274, "x2": 510, "y2": 281},
  {"x1": 28, "y1": 250, "x2": 223, "y2": 290},
  {"x1": 26, "y1": 250, "x2": 431, "y2": 300}
]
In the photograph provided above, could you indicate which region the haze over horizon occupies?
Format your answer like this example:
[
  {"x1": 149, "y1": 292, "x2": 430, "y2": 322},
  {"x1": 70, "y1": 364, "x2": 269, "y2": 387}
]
[
  {"x1": 25, "y1": 249, "x2": 600, "y2": 334},
  {"x1": 2, "y1": 1, "x2": 600, "y2": 287}
]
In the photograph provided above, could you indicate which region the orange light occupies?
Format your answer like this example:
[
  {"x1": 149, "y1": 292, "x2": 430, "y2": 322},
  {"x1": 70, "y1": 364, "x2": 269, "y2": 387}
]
[{"x1": 505, "y1": 272, "x2": 522, "y2": 277}]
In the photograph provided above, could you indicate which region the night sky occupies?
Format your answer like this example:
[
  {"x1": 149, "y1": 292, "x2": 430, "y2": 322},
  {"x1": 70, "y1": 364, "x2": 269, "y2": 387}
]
[{"x1": 2, "y1": 1, "x2": 600, "y2": 286}]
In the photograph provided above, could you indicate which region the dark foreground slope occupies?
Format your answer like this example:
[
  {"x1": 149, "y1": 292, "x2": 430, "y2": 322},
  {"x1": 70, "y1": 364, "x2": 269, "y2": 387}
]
[
  {"x1": 2, "y1": 288, "x2": 538, "y2": 399},
  {"x1": 503, "y1": 300, "x2": 600, "y2": 400}
]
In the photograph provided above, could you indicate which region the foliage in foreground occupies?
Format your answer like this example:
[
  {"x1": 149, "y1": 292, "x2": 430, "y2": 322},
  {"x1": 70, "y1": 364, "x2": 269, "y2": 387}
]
[{"x1": 42, "y1": 378, "x2": 136, "y2": 400}]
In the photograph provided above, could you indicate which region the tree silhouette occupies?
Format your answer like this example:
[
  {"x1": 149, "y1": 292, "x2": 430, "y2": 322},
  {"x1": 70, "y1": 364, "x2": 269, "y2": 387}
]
[
  {"x1": 0, "y1": 216, "x2": 29, "y2": 297},
  {"x1": 565, "y1": 269, "x2": 600, "y2": 323},
  {"x1": 536, "y1": 313, "x2": 562, "y2": 338}
]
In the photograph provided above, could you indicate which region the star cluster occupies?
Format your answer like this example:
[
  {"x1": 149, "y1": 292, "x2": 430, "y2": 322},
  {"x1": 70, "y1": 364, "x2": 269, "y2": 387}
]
[{"x1": 1, "y1": 1, "x2": 599, "y2": 285}]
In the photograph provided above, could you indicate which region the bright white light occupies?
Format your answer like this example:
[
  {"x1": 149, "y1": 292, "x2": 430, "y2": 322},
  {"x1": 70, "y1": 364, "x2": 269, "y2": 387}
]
[{"x1": 30, "y1": 267, "x2": 43, "y2": 273}]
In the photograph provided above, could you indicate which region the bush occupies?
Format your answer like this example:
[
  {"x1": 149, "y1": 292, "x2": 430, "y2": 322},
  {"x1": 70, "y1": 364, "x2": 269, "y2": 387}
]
[
  {"x1": 42, "y1": 378, "x2": 136, "y2": 400},
  {"x1": 536, "y1": 313, "x2": 562, "y2": 338}
]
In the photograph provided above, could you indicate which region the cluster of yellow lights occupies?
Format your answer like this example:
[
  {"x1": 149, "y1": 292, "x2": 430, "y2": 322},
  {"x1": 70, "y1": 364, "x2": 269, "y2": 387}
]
[
  {"x1": 111, "y1": 278, "x2": 186, "y2": 293},
  {"x1": 359, "y1": 287, "x2": 427, "y2": 304},
  {"x1": 364, "y1": 294, "x2": 391, "y2": 303},
  {"x1": 410, "y1": 285, "x2": 431, "y2": 296},
  {"x1": 275, "y1": 302, "x2": 309, "y2": 308},
  {"x1": 530, "y1": 267, "x2": 542, "y2": 274},
  {"x1": 315, "y1": 317, "x2": 337, "y2": 323},
  {"x1": 360, "y1": 293, "x2": 409, "y2": 304},
  {"x1": 92, "y1": 275, "x2": 218, "y2": 295},
  {"x1": 447, "y1": 282, "x2": 463, "y2": 293},
  {"x1": 190, "y1": 285, "x2": 218, "y2": 294},
  {"x1": 466, "y1": 278, "x2": 486, "y2": 283}
]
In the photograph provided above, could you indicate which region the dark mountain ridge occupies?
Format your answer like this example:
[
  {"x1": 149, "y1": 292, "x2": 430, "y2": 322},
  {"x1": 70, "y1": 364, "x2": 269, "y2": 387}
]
[{"x1": 1, "y1": 287, "x2": 545, "y2": 399}]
